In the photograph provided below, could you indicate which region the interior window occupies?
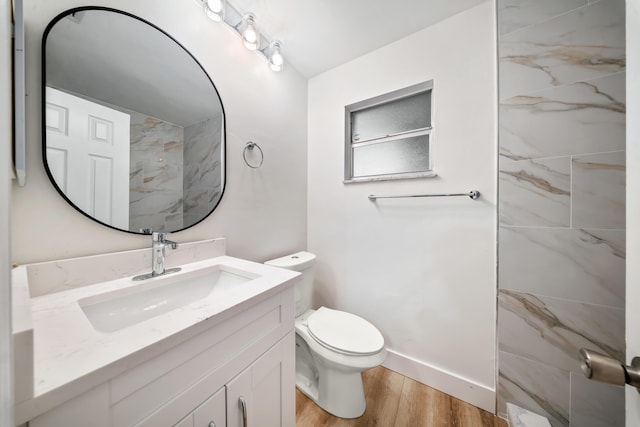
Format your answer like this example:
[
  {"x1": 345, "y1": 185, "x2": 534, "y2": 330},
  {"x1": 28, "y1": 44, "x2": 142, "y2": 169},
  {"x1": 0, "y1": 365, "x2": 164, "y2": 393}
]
[{"x1": 345, "y1": 81, "x2": 434, "y2": 182}]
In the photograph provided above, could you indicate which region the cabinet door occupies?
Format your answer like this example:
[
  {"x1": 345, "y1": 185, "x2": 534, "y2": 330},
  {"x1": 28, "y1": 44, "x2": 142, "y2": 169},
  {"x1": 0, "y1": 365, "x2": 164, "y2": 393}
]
[
  {"x1": 193, "y1": 386, "x2": 226, "y2": 427},
  {"x1": 29, "y1": 384, "x2": 110, "y2": 427},
  {"x1": 174, "y1": 413, "x2": 194, "y2": 427},
  {"x1": 226, "y1": 333, "x2": 294, "y2": 427}
]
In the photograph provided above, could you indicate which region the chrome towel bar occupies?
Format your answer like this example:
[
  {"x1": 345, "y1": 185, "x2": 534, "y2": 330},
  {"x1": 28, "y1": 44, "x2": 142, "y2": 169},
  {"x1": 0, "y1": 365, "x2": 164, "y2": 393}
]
[{"x1": 368, "y1": 190, "x2": 480, "y2": 201}]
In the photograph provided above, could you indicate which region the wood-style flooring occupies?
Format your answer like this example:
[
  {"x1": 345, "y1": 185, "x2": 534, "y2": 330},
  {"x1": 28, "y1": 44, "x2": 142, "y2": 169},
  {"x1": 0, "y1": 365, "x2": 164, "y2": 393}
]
[{"x1": 296, "y1": 366, "x2": 507, "y2": 427}]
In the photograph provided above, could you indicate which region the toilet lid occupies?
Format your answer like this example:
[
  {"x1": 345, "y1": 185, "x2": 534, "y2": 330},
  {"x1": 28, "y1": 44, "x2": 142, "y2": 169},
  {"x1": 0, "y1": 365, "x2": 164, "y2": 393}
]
[{"x1": 307, "y1": 307, "x2": 384, "y2": 355}]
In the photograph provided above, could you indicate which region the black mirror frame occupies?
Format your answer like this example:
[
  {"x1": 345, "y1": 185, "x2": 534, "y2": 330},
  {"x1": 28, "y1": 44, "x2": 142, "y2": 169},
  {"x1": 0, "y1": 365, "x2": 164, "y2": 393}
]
[{"x1": 41, "y1": 6, "x2": 227, "y2": 235}]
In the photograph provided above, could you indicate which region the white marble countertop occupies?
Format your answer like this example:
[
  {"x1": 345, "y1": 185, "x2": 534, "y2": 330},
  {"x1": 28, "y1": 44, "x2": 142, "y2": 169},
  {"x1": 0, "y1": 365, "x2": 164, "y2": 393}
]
[{"x1": 14, "y1": 254, "x2": 298, "y2": 424}]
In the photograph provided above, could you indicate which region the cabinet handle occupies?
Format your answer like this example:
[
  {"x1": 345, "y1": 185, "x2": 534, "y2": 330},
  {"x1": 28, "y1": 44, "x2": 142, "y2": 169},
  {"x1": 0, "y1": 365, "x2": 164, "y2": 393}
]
[
  {"x1": 208, "y1": 423, "x2": 216, "y2": 427},
  {"x1": 238, "y1": 396, "x2": 248, "y2": 427}
]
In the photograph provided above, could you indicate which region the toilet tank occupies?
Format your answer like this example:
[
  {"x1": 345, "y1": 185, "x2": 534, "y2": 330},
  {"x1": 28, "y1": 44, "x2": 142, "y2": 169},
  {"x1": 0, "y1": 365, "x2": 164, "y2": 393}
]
[{"x1": 265, "y1": 251, "x2": 316, "y2": 317}]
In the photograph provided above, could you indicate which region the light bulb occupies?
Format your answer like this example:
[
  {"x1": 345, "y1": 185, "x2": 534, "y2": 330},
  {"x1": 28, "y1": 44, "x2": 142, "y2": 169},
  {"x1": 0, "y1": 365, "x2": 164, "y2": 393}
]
[
  {"x1": 244, "y1": 28, "x2": 257, "y2": 43},
  {"x1": 269, "y1": 41, "x2": 284, "y2": 72},
  {"x1": 241, "y1": 13, "x2": 260, "y2": 51},
  {"x1": 204, "y1": 0, "x2": 225, "y2": 21}
]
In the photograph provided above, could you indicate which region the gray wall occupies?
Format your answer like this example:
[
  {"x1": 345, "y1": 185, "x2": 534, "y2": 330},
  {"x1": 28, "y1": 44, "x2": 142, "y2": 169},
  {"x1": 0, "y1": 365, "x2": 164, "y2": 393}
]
[
  {"x1": 308, "y1": 2, "x2": 498, "y2": 410},
  {"x1": 497, "y1": 0, "x2": 626, "y2": 425}
]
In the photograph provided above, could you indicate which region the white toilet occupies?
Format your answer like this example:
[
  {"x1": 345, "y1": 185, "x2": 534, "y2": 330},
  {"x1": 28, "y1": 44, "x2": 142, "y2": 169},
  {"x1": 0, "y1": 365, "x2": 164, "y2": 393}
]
[{"x1": 265, "y1": 251, "x2": 387, "y2": 419}]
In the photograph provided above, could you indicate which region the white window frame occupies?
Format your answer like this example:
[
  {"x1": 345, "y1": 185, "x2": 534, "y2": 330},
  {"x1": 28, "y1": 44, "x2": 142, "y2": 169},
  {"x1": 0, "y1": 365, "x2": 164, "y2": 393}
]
[{"x1": 344, "y1": 81, "x2": 435, "y2": 183}]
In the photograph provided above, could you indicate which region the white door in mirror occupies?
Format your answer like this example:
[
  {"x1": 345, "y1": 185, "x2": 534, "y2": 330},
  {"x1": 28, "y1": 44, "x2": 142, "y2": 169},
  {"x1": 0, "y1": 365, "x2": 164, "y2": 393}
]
[{"x1": 45, "y1": 87, "x2": 130, "y2": 229}]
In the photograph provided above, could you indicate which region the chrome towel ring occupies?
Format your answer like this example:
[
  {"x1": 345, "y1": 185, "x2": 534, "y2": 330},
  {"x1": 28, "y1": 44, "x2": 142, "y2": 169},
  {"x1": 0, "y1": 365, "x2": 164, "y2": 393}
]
[{"x1": 243, "y1": 141, "x2": 264, "y2": 168}]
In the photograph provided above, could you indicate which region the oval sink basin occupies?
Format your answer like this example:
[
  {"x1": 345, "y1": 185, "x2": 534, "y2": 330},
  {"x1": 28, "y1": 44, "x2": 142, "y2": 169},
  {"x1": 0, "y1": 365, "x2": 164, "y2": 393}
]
[{"x1": 78, "y1": 266, "x2": 257, "y2": 333}]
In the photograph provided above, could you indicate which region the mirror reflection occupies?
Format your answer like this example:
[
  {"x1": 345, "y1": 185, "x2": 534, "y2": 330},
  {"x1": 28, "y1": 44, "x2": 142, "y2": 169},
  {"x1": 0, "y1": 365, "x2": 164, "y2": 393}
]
[{"x1": 43, "y1": 7, "x2": 225, "y2": 234}]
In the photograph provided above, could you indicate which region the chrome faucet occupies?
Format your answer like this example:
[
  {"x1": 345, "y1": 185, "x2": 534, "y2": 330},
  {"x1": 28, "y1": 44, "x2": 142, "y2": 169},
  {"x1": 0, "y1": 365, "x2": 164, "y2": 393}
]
[
  {"x1": 152, "y1": 232, "x2": 178, "y2": 276},
  {"x1": 133, "y1": 231, "x2": 181, "y2": 281}
]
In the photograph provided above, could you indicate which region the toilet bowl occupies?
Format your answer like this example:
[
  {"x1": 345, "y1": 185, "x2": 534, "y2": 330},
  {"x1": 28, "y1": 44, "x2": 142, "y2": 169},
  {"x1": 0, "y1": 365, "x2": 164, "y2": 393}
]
[{"x1": 265, "y1": 252, "x2": 387, "y2": 419}]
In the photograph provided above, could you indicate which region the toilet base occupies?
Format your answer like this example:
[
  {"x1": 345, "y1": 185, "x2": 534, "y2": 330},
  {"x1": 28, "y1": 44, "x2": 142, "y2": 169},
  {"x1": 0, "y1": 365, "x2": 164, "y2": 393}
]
[
  {"x1": 294, "y1": 309, "x2": 386, "y2": 419},
  {"x1": 317, "y1": 368, "x2": 366, "y2": 418},
  {"x1": 295, "y1": 331, "x2": 374, "y2": 419},
  {"x1": 296, "y1": 369, "x2": 367, "y2": 419}
]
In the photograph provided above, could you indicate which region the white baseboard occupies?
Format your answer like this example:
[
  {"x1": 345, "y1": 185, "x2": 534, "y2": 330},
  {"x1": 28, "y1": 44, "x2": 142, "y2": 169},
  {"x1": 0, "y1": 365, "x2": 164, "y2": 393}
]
[{"x1": 382, "y1": 349, "x2": 496, "y2": 413}]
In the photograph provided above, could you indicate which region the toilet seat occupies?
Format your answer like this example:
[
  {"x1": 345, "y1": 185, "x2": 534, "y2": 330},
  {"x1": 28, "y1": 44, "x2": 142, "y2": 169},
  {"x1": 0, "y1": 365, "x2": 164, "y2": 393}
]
[{"x1": 307, "y1": 307, "x2": 384, "y2": 356}]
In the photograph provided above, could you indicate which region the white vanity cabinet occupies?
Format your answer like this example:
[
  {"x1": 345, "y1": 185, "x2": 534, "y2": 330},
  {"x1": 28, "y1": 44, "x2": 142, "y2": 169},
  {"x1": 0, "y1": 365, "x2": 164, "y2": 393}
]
[
  {"x1": 175, "y1": 386, "x2": 225, "y2": 427},
  {"x1": 173, "y1": 332, "x2": 294, "y2": 427},
  {"x1": 226, "y1": 333, "x2": 294, "y2": 427},
  {"x1": 28, "y1": 286, "x2": 295, "y2": 427}
]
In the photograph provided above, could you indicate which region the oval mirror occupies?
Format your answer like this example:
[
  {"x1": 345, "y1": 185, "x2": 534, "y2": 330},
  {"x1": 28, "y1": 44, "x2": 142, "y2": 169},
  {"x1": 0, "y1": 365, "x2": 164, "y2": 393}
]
[{"x1": 42, "y1": 7, "x2": 225, "y2": 234}]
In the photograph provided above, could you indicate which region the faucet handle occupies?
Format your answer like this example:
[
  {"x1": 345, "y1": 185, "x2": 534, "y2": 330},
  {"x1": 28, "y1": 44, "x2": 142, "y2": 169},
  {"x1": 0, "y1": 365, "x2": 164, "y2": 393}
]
[{"x1": 152, "y1": 232, "x2": 178, "y2": 249}]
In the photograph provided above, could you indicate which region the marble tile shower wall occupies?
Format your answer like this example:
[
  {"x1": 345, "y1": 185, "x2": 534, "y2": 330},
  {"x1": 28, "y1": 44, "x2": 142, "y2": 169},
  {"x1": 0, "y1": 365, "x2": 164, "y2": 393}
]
[
  {"x1": 183, "y1": 116, "x2": 223, "y2": 227},
  {"x1": 129, "y1": 111, "x2": 184, "y2": 233},
  {"x1": 497, "y1": 1, "x2": 626, "y2": 426}
]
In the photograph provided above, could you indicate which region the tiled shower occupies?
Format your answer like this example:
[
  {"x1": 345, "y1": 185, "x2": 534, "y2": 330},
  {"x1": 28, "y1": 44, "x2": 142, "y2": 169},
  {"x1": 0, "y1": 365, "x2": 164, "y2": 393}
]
[
  {"x1": 128, "y1": 114, "x2": 222, "y2": 233},
  {"x1": 497, "y1": 0, "x2": 626, "y2": 426}
]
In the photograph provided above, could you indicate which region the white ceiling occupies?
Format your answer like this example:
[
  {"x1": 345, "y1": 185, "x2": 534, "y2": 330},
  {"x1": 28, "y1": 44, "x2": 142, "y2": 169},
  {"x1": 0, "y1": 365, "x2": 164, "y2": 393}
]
[
  {"x1": 45, "y1": 1, "x2": 487, "y2": 125},
  {"x1": 228, "y1": 0, "x2": 488, "y2": 77}
]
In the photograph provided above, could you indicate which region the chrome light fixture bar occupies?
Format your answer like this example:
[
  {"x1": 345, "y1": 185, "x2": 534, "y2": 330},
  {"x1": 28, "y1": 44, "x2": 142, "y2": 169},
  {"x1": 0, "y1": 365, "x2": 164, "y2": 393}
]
[{"x1": 194, "y1": 0, "x2": 284, "y2": 72}]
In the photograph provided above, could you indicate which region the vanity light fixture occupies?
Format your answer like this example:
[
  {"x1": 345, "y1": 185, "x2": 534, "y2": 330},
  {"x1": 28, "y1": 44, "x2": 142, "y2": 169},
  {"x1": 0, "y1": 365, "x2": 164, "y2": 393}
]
[
  {"x1": 267, "y1": 40, "x2": 284, "y2": 72},
  {"x1": 204, "y1": 0, "x2": 225, "y2": 22},
  {"x1": 240, "y1": 13, "x2": 259, "y2": 51},
  {"x1": 192, "y1": 0, "x2": 285, "y2": 72}
]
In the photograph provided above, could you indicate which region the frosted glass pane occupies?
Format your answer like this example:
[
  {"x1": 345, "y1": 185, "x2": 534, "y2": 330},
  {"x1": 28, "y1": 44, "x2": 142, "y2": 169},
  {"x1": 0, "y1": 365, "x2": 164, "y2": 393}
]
[
  {"x1": 352, "y1": 135, "x2": 430, "y2": 178},
  {"x1": 351, "y1": 91, "x2": 431, "y2": 142}
]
